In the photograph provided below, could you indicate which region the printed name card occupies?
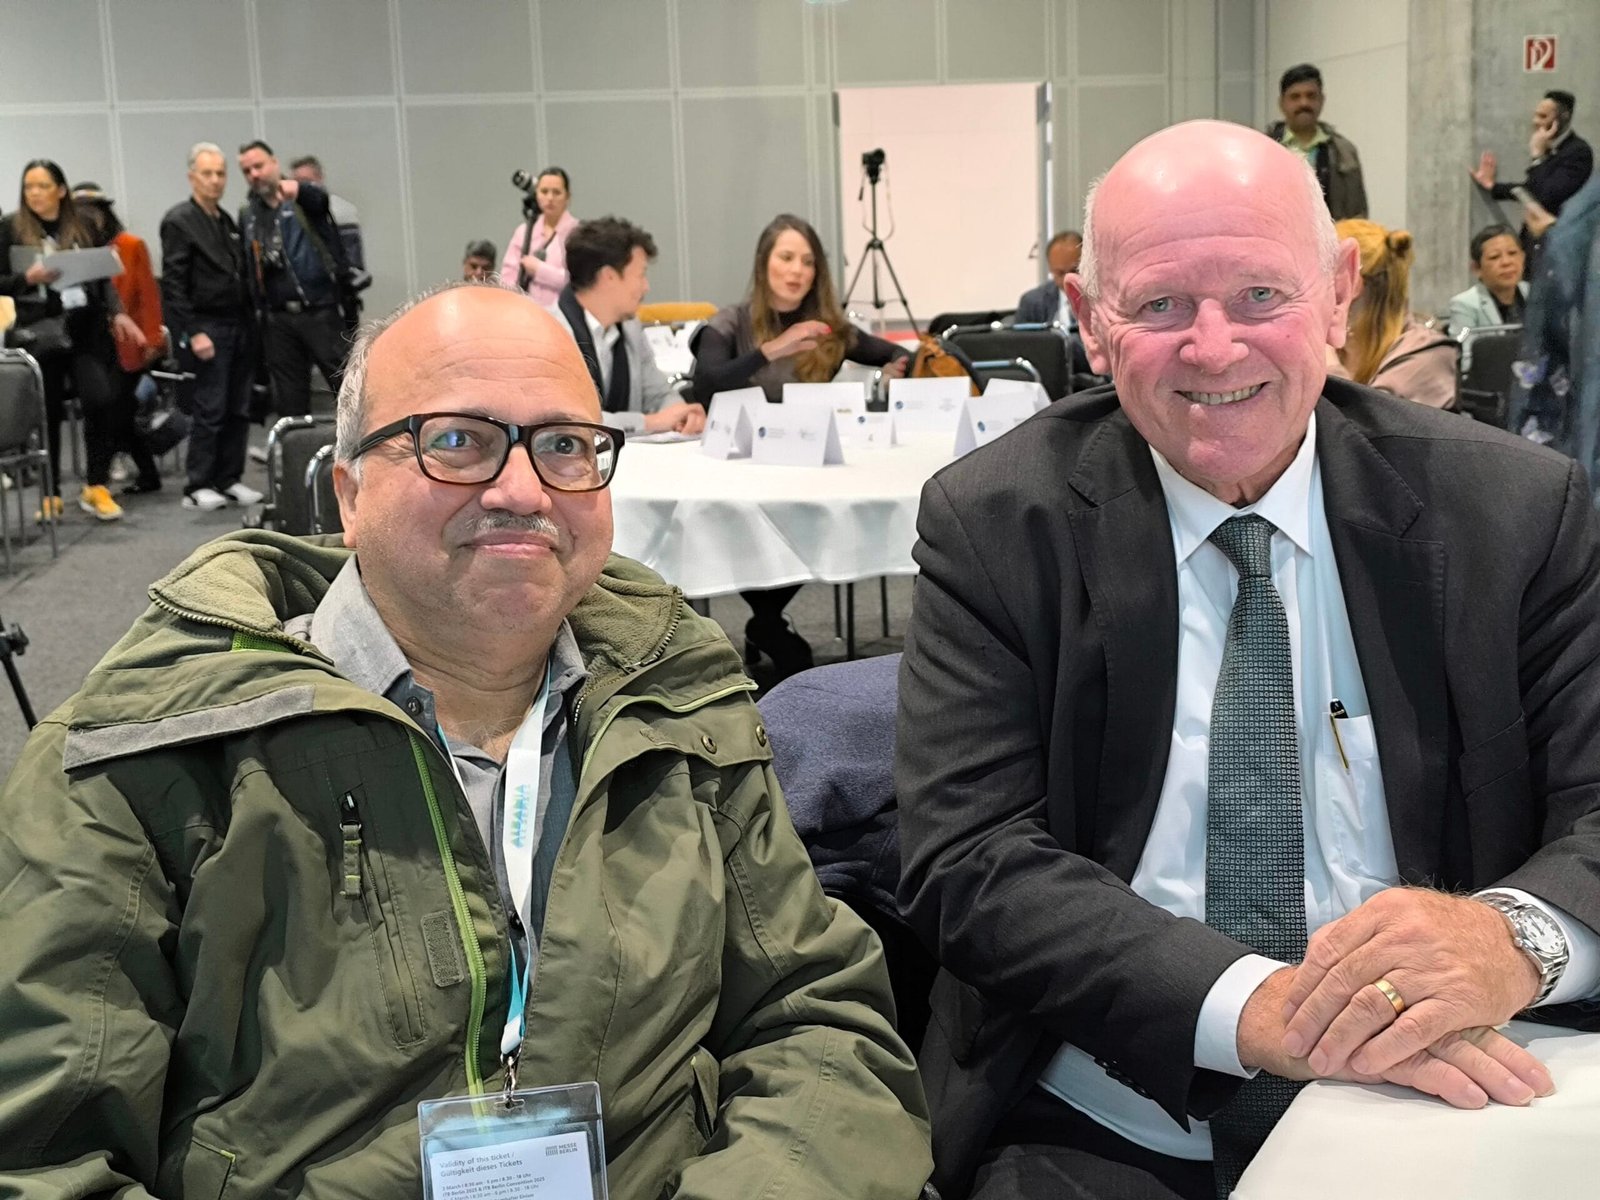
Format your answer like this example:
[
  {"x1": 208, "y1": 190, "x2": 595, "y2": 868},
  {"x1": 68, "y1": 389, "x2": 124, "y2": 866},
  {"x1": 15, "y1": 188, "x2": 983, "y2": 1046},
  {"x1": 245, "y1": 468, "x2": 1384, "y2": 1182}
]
[
  {"x1": 982, "y1": 377, "x2": 1052, "y2": 412},
  {"x1": 752, "y1": 403, "x2": 845, "y2": 467},
  {"x1": 701, "y1": 388, "x2": 762, "y2": 459},
  {"x1": 839, "y1": 410, "x2": 899, "y2": 448},
  {"x1": 888, "y1": 376, "x2": 971, "y2": 433},
  {"x1": 952, "y1": 393, "x2": 1039, "y2": 457},
  {"x1": 783, "y1": 381, "x2": 868, "y2": 411}
]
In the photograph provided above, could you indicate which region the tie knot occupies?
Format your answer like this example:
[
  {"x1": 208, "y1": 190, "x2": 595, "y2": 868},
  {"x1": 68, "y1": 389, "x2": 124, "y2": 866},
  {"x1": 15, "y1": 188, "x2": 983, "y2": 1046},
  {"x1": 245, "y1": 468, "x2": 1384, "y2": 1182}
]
[{"x1": 1209, "y1": 514, "x2": 1277, "y2": 579}]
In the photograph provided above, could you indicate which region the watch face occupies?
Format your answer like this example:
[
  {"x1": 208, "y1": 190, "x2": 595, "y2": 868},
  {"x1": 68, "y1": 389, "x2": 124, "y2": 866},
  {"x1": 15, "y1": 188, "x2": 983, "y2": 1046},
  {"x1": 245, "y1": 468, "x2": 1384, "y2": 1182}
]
[{"x1": 1521, "y1": 909, "x2": 1566, "y2": 958}]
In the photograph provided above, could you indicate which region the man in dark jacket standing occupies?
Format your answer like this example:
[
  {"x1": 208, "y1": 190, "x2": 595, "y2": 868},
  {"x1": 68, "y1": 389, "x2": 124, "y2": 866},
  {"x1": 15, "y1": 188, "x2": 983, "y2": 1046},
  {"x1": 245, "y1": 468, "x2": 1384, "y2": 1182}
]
[
  {"x1": 238, "y1": 138, "x2": 350, "y2": 420},
  {"x1": 1475, "y1": 90, "x2": 1595, "y2": 263},
  {"x1": 1267, "y1": 63, "x2": 1368, "y2": 221},
  {"x1": 160, "y1": 141, "x2": 260, "y2": 511}
]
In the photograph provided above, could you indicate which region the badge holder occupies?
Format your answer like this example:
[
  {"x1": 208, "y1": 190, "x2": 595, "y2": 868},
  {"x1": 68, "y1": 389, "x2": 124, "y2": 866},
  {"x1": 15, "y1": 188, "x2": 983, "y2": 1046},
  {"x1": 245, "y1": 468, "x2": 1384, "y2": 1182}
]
[{"x1": 419, "y1": 1079, "x2": 609, "y2": 1200}]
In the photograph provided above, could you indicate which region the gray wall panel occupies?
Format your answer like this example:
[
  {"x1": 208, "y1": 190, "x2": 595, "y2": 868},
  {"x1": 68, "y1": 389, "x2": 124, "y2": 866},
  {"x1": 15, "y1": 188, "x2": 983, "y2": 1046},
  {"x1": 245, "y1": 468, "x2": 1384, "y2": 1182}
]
[
  {"x1": 946, "y1": 0, "x2": 1049, "y2": 82},
  {"x1": 1219, "y1": 0, "x2": 1255, "y2": 74},
  {"x1": 539, "y1": 0, "x2": 670, "y2": 93},
  {"x1": 1075, "y1": 0, "x2": 1171, "y2": 77},
  {"x1": 545, "y1": 99, "x2": 683, "y2": 298},
  {"x1": 681, "y1": 95, "x2": 812, "y2": 304},
  {"x1": 0, "y1": 114, "x2": 115, "y2": 207},
  {"x1": 255, "y1": 0, "x2": 395, "y2": 98},
  {"x1": 832, "y1": 0, "x2": 938, "y2": 85},
  {"x1": 262, "y1": 106, "x2": 407, "y2": 314},
  {"x1": 405, "y1": 103, "x2": 539, "y2": 289},
  {"x1": 676, "y1": 0, "x2": 807, "y2": 89},
  {"x1": 1219, "y1": 77, "x2": 1255, "y2": 127},
  {"x1": 117, "y1": 109, "x2": 257, "y2": 273},
  {"x1": 397, "y1": 0, "x2": 533, "y2": 96},
  {"x1": 0, "y1": 0, "x2": 107, "y2": 104},
  {"x1": 110, "y1": 0, "x2": 252, "y2": 102},
  {"x1": 1074, "y1": 80, "x2": 1171, "y2": 186}
]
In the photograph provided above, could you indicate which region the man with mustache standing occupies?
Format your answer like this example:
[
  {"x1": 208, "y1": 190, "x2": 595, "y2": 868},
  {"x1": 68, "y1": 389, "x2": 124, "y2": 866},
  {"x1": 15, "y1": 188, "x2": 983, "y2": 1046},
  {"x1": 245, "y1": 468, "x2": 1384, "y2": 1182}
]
[
  {"x1": 897, "y1": 121, "x2": 1600, "y2": 1199},
  {"x1": 0, "y1": 282, "x2": 932, "y2": 1197},
  {"x1": 1268, "y1": 63, "x2": 1368, "y2": 221}
]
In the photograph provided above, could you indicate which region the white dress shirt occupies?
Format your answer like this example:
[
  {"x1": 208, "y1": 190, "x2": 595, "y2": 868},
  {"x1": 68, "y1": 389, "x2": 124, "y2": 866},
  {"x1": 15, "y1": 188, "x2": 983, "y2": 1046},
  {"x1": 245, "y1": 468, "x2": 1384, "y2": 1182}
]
[{"x1": 1038, "y1": 414, "x2": 1600, "y2": 1159}]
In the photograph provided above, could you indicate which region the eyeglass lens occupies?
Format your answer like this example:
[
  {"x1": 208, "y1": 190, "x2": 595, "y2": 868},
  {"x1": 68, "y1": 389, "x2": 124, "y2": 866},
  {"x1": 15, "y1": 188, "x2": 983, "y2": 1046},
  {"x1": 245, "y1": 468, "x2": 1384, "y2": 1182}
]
[{"x1": 415, "y1": 415, "x2": 616, "y2": 489}]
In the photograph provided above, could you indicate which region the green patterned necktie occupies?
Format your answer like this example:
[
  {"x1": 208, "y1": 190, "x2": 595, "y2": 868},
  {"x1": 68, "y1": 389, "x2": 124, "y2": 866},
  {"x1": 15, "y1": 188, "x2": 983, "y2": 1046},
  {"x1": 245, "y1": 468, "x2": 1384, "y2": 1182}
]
[{"x1": 1203, "y1": 515, "x2": 1308, "y2": 1198}]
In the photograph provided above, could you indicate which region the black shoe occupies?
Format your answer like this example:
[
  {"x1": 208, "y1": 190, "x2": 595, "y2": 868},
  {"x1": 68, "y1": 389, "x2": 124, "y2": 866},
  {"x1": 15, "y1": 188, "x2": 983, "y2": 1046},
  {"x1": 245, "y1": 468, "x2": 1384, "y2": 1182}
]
[
  {"x1": 743, "y1": 619, "x2": 814, "y2": 680},
  {"x1": 120, "y1": 477, "x2": 162, "y2": 496}
]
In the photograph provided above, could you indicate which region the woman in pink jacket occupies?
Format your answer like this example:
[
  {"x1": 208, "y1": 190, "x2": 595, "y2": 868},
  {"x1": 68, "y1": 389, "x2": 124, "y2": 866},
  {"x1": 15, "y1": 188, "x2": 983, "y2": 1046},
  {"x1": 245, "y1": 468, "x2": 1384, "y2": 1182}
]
[{"x1": 499, "y1": 166, "x2": 578, "y2": 306}]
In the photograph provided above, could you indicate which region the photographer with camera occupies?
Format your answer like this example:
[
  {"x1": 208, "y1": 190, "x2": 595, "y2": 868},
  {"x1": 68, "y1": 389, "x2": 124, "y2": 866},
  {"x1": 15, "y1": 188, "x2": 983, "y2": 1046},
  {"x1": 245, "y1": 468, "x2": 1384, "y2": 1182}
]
[
  {"x1": 160, "y1": 142, "x2": 257, "y2": 511},
  {"x1": 499, "y1": 166, "x2": 578, "y2": 306},
  {"x1": 237, "y1": 139, "x2": 351, "y2": 423}
]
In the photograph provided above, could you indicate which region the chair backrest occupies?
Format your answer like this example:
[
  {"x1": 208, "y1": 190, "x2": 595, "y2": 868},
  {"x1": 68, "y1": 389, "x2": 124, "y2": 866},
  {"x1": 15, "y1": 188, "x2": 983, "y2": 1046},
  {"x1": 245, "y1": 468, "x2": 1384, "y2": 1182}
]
[
  {"x1": 306, "y1": 443, "x2": 343, "y2": 534},
  {"x1": 265, "y1": 418, "x2": 337, "y2": 535},
  {"x1": 0, "y1": 348, "x2": 47, "y2": 456},
  {"x1": 637, "y1": 301, "x2": 718, "y2": 326},
  {"x1": 942, "y1": 324, "x2": 1072, "y2": 398},
  {"x1": 1458, "y1": 324, "x2": 1521, "y2": 425},
  {"x1": 926, "y1": 309, "x2": 1015, "y2": 339}
]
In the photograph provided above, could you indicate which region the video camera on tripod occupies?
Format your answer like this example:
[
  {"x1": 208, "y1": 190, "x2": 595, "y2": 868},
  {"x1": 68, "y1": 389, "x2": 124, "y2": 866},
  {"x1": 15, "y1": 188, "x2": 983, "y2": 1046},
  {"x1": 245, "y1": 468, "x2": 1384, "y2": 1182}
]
[
  {"x1": 845, "y1": 148, "x2": 916, "y2": 332},
  {"x1": 861, "y1": 147, "x2": 886, "y2": 184}
]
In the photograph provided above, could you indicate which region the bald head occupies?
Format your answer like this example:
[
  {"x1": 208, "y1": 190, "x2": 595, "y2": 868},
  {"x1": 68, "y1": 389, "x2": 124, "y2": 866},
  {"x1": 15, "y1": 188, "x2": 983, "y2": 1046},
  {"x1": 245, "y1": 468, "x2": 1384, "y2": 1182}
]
[
  {"x1": 337, "y1": 282, "x2": 598, "y2": 470},
  {"x1": 1079, "y1": 120, "x2": 1337, "y2": 300}
]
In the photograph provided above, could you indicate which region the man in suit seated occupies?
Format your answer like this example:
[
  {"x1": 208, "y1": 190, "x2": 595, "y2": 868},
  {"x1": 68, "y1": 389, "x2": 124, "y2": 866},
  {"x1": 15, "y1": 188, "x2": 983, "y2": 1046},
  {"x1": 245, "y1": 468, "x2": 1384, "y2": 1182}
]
[
  {"x1": 1016, "y1": 230, "x2": 1091, "y2": 376},
  {"x1": 547, "y1": 216, "x2": 704, "y2": 436},
  {"x1": 898, "y1": 118, "x2": 1600, "y2": 1200}
]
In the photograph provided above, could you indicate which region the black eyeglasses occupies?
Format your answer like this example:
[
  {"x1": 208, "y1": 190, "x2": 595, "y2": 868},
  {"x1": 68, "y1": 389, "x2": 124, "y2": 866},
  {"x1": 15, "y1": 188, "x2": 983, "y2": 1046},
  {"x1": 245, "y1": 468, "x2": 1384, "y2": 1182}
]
[{"x1": 350, "y1": 412, "x2": 626, "y2": 491}]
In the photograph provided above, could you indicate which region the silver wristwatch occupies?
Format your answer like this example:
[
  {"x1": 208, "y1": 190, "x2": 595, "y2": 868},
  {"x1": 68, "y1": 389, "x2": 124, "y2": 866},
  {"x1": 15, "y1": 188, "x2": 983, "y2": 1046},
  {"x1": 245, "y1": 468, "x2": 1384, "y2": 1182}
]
[{"x1": 1476, "y1": 890, "x2": 1569, "y2": 1006}]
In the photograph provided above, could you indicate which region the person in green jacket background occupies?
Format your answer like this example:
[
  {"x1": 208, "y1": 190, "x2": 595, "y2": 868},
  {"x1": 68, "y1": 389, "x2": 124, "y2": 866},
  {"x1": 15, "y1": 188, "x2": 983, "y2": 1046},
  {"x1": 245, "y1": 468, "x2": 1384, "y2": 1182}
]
[{"x1": 0, "y1": 281, "x2": 932, "y2": 1198}]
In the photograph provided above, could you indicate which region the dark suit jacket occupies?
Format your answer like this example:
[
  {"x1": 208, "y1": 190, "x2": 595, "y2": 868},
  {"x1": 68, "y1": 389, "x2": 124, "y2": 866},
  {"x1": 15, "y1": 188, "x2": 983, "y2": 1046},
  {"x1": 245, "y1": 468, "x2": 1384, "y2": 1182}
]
[
  {"x1": 1494, "y1": 131, "x2": 1595, "y2": 217},
  {"x1": 896, "y1": 379, "x2": 1600, "y2": 1196},
  {"x1": 1014, "y1": 280, "x2": 1066, "y2": 327}
]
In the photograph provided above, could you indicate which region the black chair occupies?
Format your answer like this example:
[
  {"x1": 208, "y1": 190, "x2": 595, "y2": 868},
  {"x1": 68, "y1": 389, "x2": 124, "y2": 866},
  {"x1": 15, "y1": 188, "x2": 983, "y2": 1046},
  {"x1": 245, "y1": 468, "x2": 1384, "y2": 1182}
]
[
  {"x1": 926, "y1": 309, "x2": 1016, "y2": 339},
  {"x1": 1456, "y1": 323, "x2": 1522, "y2": 426},
  {"x1": 306, "y1": 443, "x2": 342, "y2": 535},
  {"x1": 0, "y1": 348, "x2": 58, "y2": 570},
  {"x1": 939, "y1": 322, "x2": 1072, "y2": 399},
  {"x1": 253, "y1": 415, "x2": 335, "y2": 534}
]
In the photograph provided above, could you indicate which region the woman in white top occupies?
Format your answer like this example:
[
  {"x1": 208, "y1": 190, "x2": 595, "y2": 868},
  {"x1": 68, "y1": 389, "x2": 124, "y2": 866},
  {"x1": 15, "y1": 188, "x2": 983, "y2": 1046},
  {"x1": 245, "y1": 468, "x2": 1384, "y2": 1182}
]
[{"x1": 498, "y1": 166, "x2": 578, "y2": 307}]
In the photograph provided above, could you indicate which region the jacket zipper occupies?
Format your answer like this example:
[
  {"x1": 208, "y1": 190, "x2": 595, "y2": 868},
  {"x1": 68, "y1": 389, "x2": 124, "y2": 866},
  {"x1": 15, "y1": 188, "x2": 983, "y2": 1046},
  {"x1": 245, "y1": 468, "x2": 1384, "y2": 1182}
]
[
  {"x1": 570, "y1": 590, "x2": 687, "y2": 725},
  {"x1": 407, "y1": 731, "x2": 489, "y2": 1096},
  {"x1": 339, "y1": 792, "x2": 363, "y2": 899}
]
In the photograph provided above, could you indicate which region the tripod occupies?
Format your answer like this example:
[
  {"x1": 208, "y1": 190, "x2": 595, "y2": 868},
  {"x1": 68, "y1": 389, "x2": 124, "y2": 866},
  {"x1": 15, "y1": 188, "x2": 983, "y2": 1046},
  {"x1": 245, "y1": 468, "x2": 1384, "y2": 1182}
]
[
  {"x1": 843, "y1": 159, "x2": 916, "y2": 335},
  {"x1": 0, "y1": 605, "x2": 36, "y2": 729}
]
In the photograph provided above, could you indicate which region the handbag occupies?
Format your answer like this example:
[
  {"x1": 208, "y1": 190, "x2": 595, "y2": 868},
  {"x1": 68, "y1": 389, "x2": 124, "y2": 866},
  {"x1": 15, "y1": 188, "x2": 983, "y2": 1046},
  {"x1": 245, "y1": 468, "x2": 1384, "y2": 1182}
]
[{"x1": 4, "y1": 313, "x2": 71, "y2": 357}]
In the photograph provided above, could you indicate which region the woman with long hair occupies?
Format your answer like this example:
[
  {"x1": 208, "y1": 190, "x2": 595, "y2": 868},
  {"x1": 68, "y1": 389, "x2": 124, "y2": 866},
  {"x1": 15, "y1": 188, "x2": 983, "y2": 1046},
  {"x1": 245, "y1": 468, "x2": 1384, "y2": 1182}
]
[
  {"x1": 1331, "y1": 219, "x2": 1458, "y2": 409},
  {"x1": 0, "y1": 159, "x2": 145, "y2": 520},
  {"x1": 498, "y1": 166, "x2": 578, "y2": 307},
  {"x1": 693, "y1": 214, "x2": 912, "y2": 679}
]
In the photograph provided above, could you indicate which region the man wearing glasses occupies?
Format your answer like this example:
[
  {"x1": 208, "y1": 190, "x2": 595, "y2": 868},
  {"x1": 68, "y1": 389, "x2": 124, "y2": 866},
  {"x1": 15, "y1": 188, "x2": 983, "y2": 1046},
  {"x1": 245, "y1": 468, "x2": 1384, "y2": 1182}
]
[{"x1": 0, "y1": 282, "x2": 932, "y2": 1197}]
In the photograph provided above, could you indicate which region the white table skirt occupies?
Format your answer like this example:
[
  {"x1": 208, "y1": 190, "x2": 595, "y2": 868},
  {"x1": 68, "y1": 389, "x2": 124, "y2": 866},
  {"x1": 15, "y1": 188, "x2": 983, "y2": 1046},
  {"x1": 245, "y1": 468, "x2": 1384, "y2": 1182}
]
[
  {"x1": 609, "y1": 432, "x2": 955, "y2": 597},
  {"x1": 1237, "y1": 1021, "x2": 1600, "y2": 1198}
]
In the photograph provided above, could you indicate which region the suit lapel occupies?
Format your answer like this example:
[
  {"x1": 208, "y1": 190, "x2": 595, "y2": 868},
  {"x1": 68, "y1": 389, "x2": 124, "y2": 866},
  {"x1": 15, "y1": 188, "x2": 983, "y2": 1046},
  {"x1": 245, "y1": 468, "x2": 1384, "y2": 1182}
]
[
  {"x1": 1067, "y1": 415, "x2": 1180, "y2": 880},
  {"x1": 1316, "y1": 397, "x2": 1449, "y2": 883}
]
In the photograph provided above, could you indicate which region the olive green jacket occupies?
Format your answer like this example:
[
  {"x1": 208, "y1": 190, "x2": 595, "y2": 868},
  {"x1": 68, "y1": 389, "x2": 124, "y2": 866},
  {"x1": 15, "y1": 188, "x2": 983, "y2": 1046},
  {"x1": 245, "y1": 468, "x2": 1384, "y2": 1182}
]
[{"x1": 0, "y1": 531, "x2": 930, "y2": 1199}]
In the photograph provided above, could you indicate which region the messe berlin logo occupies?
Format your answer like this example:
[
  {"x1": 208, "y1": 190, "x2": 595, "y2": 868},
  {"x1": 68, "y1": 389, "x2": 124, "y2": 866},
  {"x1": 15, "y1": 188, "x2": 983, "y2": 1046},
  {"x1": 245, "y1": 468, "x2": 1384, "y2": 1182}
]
[
  {"x1": 894, "y1": 400, "x2": 904, "y2": 409},
  {"x1": 976, "y1": 420, "x2": 987, "y2": 433},
  {"x1": 757, "y1": 426, "x2": 767, "y2": 438}
]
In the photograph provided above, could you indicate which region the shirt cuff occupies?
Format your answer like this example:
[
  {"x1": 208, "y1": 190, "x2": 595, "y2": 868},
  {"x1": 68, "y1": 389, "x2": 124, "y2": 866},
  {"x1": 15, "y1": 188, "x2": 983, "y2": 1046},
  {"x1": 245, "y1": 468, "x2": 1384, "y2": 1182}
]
[
  {"x1": 1481, "y1": 887, "x2": 1600, "y2": 1005},
  {"x1": 1195, "y1": 953, "x2": 1288, "y2": 1077},
  {"x1": 610, "y1": 410, "x2": 644, "y2": 434}
]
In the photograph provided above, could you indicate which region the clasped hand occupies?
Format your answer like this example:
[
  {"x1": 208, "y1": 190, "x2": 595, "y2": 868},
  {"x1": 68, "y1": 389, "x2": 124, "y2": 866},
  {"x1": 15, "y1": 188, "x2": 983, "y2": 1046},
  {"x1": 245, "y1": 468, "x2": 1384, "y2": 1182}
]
[{"x1": 1240, "y1": 889, "x2": 1552, "y2": 1109}]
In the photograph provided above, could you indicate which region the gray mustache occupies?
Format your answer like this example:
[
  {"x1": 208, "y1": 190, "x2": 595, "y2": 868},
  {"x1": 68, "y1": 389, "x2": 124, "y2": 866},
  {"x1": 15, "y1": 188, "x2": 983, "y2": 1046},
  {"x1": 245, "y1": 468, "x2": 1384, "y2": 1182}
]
[{"x1": 467, "y1": 512, "x2": 561, "y2": 538}]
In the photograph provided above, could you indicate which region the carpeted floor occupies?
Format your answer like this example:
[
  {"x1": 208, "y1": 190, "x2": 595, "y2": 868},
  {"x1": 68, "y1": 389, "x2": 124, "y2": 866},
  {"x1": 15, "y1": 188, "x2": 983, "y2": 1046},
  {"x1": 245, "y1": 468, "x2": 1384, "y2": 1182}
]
[{"x1": 0, "y1": 437, "x2": 911, "y2": 772}]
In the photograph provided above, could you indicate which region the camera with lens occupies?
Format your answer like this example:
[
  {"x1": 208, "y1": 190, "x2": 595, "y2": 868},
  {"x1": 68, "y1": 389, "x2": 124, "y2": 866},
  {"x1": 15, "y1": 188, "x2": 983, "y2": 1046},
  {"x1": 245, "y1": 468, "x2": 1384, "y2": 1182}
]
[
  {"x1": 861, "y1": 148, "x2": 886, "y2": 182},
  {"x1": 511, "y1": 169, "x2": 536, "y2": 194},
  {"x1": 259, "y1": 243, "x2": 286, "y2": 273}
]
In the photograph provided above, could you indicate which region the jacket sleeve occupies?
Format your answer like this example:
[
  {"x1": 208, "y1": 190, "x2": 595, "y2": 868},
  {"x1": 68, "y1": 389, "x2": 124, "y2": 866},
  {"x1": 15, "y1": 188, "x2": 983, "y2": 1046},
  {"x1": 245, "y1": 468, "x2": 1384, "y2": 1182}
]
[
  {"x1": 499, "y1": 223, "x2": 527, "y2": 288},
  {"x1": 670, "y1": 757, "x2": 932, "y2": 1200},
  {"x1": 690, "y1": 325, "x2": 767, "y2": 406},
  {"x1": 1530, "y1": 139, "x2": 1596, "y2": 213},
  {"x1": 1447, "y1": 293, "x2": 1479, "y2": 334},
  {"x1": 0, "y1": 220, "x2": 30, "y2": 296},
  {"x1": 0, "y1": 720, "x2": 183, "y2": 1198},
  {"x1": 895, "y1": 474, "x2": 1252, "y2": 1123},
  {"x1": 630, "y1": 323, "x2": 680, "y2": 413},
  {"x1": 159, "y1": 214, "x2": 197, "y2": 342}
]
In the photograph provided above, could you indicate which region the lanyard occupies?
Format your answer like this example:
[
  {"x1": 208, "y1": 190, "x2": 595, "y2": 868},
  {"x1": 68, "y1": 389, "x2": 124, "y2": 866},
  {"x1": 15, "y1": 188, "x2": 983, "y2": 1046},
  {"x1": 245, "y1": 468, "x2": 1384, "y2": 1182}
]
[{"x1": 433, "y1": 664, "x2": 553, "y2": 1080}]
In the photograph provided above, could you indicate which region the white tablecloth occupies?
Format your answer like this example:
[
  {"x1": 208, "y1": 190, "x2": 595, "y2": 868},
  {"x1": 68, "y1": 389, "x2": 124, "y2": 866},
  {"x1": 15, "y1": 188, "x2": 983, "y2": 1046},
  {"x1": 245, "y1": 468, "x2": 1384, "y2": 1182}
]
[
  {"x1": 1237, "y1": 1021, "x2": 1600, "y2": 1199},
  {"x1": 608, "y1": 432, "x2": 954, "y2": 596}
]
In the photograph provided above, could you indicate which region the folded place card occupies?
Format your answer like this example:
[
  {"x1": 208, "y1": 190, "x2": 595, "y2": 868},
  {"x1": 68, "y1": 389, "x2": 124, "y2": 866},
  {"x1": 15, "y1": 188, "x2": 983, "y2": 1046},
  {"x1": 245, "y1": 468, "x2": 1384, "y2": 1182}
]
[
  {"x1": 952, "y1": 393, "x2": 1039, "y2": 457},
  {"x1": 982, "y1": 377, "x2": 1052, "y2": 412},
  {"x1": 752, "y1": 402, "x2": 845, "y2": 466},
  {"x1": 838, "y1": 410, "x2": 899, "y2": 449},
  {"x1": 888, "y1": 376, "x2": 971, "y2": 433},
  {"x1": 701, "y1": 388, "x2": 762, "y2": 459},
  {"x1": 783, "y1": 381, "x2": 868, "y2": 410}
]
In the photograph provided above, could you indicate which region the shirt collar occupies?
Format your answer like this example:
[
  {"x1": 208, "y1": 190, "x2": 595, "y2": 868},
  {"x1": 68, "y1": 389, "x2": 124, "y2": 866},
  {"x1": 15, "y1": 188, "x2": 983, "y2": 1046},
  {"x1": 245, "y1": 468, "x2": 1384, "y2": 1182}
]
[
  {"x1": 308, "y1": 556, "x2": 588, "y2": 710},
  {"x1": 1280, "y1": 123, "x2": 1330, "y2": 151},
  {"x1": 1149, "y1": 411, "x2": 1319, "y2": 564},
  {"x1": 581, "y1": 304, "x2": 620, "y2": 349}
]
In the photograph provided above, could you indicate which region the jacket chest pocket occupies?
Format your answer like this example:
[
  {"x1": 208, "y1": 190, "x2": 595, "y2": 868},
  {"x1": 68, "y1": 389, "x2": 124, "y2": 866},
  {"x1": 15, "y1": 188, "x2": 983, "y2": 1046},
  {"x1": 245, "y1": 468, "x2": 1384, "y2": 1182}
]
[{"x1": 333, "y1": 782, "x2": 429, "y2": 1047}]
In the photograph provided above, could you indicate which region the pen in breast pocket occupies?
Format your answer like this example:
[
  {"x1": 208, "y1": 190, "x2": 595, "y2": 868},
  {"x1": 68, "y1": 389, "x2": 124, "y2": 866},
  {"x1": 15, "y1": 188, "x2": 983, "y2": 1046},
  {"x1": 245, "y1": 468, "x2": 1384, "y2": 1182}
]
[{"x1": 1328, "y1": 699, "x2": 1350, "y2": 772}]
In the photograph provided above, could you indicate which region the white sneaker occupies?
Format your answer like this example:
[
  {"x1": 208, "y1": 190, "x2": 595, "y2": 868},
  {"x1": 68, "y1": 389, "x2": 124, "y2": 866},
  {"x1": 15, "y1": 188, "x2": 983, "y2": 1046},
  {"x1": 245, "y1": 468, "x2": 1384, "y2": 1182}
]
[
  {"x1": 223, "y1": 481, "x2": 264, "y2": 506},
  {"x1": 248, "y1": 445, "x2": 269, "y2": 465},
  {"x1": 183, "y1": 487, "x2": 229, "y2": 511}
]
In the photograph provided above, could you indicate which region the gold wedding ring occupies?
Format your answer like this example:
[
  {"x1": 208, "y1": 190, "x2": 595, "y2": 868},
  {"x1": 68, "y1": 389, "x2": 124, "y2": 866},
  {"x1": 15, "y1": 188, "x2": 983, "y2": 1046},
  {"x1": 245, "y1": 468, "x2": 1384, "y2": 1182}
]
[{"x1": 1372, "y1": 977, "x2": 1406, "y2": 1016}]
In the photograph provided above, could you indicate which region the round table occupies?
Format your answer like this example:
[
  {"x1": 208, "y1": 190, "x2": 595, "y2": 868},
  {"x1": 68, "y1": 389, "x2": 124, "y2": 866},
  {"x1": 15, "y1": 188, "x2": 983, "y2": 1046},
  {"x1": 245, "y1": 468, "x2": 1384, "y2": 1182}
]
[{"x1": 608, "y1": 432, "x2": 954, "y2": 599}]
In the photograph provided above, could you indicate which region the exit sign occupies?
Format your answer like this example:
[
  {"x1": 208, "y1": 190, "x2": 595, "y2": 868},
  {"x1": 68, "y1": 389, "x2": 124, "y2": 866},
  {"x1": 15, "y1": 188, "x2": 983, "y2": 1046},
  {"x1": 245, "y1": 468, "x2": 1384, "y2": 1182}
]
[{"x1": 1524, "y1": 35, "x2": 1557, "y2": 72}]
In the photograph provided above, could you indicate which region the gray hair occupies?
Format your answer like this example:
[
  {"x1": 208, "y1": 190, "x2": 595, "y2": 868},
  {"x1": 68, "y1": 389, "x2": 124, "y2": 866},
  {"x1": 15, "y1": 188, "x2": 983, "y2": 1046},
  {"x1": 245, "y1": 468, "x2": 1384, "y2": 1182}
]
[
  {"x1": 1077, "y1": 157, "x2": 1339, "y2": 300},
  {"x1": 335, "y1": 278, "x2": 525, "y2": 478},
  {"x1": 188, "y1": 141, "x2": 224, "y2": 170}
]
